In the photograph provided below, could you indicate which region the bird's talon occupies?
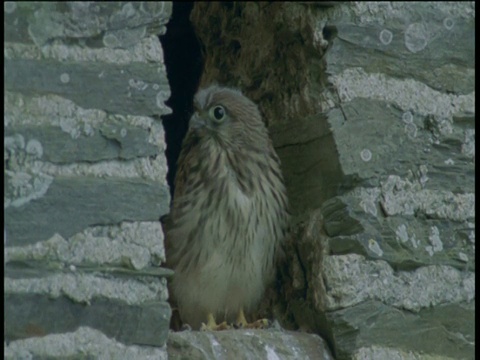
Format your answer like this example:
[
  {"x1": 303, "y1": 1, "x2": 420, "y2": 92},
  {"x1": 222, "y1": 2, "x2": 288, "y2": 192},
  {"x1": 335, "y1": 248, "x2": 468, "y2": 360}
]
[
  {"x1": 258, "y1": 318, "x2": 271, "y2": 329},
  {"x1": 233, "y1": 321, "x2": 243, "y2": 329},
  {"x1": 180, "y1": 323, "x2": 192, "y2": 331},
  {"x1": 216, "y1": 321, "x2": 231, "y2": 330},
  {"x1": 244, "y1": 318, "x2": 271, "y2": 329},
  {"x1": 200, "y1": 315, "x2": 231, "y2": 331}
]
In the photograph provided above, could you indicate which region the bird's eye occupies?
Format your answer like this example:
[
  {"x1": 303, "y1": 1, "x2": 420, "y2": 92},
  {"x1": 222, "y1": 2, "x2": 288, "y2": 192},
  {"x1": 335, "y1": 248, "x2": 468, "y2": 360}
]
[{"x1": 210, "y1": 105, "x2": 226, "y2": 122}]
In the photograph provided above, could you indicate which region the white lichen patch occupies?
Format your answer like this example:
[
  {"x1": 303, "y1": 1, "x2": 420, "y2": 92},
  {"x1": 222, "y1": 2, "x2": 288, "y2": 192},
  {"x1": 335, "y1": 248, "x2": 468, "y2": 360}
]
[
  {"x1": 265, "y1": 345, "x2": 281, "y2": 360},
  {"x1": 59, "y1": 117, "x2": 85, "y2": 139},
  {"x1": 5, "y1": 134, "x2": 25, "y2": 150},
  {"x1": 5, "y1": 327, "x2": 168, "y2": 359},
  {"x1": 331, "y1": 68, "x2": 474, "y2": 118},
  {"x1": 402, "y1": 111, "x2": 414, "y2": 124},
  {"x1": 60, "y1": 73, "x2": 70, "y2": 83},
  {"x1": 419, "y1": 164, "x2": 429, "y2": 187},
  {"x1": 353, "y1": 345, "x2": 458, "y2": 360},
  {"x1": 35, "y1": 155, "x2": 168, "y2": 182},
  {"x1": 6, "y1": 221, "x2": 166, "y2": 268},
  {"x1": 380, "y1": 175, "x2": 474, "y2": 221},
  {"x1": 25, "y1": 139, "x2": 44, "y2": 158},
  {"x1": 404, "y1": 22, "x2": 429, "y2": 53},
  {"x1": 4, "y1": 1, "x2": 16, "y2": 13},
  {"x1": 368, "y1": 239, "x2": 384, "y2": 257},
  {"x1": 322, "y1": 254, "x2": 475, "y2": 312},
  {"x1": 404, "y1": 122, "x2": 418, "y2": 139},
  {"x1": 156, "y1": 89, "x2": 171, "y2": 108},
  {"x1": 128, "y1": 78, "x2": 149, "y2": 91},
  {"x1": 4, "y1": 170, "x2": 53, "y2": 208},
  {"x1": 360, "y1": 199, "x2": 378, "y2": 217},
  {"x1": 410, "y1": 233, "x2": 418, "y2": 248},
  {"x1": 461, "y1": 129, "x2": 475, "y2": 159},
  {"x1": 5, "y1": 92, "x2": 152, "y2": 136},
  {"x1": 379, "y1": 29, "x2": 393, "y2": 45},
  {"x1": 457, "y1": 252, "x2": 469, "y2": 263},
  {"x1": 102, "y1": 33, "x2": 121, "y2": 48},
  {"x1": 4, "y1": 272, "x2": 167, "y2": 305},
  {"x1": 427, "y1": 226, "x2": 443, "y2": 253},
  {"x1": 351, "y1": 2, "x2": 474, "y2": 25},
  {"x1": 204, "y1": 332, "x2": 227, "y2": 359},
  {"x1": 443, "y1": 17, "x2": 455, "y2": 30},
  {"x1": 5, "y1": 92, "x2": 107, "y2": 127},
  {"x1": 357, "y1": 187, "x2": 381, "y2": 217},
  {"x1": 360, "y1": 148, "x2": 372, "y2": 162},
  {"x1": 467, "y1": 230, "x2": 474, "y2": 244},
  {"x1": 5, "y1": 93, "x2": 167, "y2": 180},
  {"x1": 395, "y1": 224, "x2": 409, "y2": 243}
]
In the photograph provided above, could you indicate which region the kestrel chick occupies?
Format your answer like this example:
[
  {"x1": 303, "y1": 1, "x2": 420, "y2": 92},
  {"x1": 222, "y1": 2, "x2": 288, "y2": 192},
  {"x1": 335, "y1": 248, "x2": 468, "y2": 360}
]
[{"x1": 166, "y1": 85, "x2": 289, "y2": 330}]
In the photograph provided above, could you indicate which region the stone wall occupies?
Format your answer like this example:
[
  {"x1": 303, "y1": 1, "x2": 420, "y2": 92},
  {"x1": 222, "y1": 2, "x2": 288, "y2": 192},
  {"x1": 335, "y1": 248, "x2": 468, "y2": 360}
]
[
  {"x1": 4, "y1": 2, "x2": 475, "y2": 360},
  {"x1": 189, "y1": 2, "x2": 475, "y2": 359},
  {"x1": 5, "y1": 2, "x2": 172, "y2": 358}
]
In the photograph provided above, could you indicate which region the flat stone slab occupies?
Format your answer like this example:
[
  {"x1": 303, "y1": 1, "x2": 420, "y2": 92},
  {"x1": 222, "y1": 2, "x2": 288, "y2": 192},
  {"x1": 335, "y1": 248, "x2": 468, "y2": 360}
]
[
  {"x1": 5, "y1": 293, "x2": 171, "y2": 347},
  {"x1": 167, "y1": 328, "x2": 334, "y2": 360},
  {"x1": 5, "y1": 175, "x2": 170, "y2": 246},
  {"x1": 5, "y1": 326, "x2": 168, "y2": 359}
]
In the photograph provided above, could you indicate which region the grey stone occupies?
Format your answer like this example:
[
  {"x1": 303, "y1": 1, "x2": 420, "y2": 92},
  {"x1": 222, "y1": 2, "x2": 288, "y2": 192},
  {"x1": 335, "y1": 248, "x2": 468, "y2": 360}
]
[
  {"x1": 5, "y1": 262, "x2": 170, "y2": 304},
  {"x1": 5, "y1": 175, "x2": 170, "y2": 246},
  {"x1": 4, "y1": 1, "x2": 475, "y2": 359},
  {"x1": 5, "y1": 326, "x2": 168, "y2": 360},
  {"x1": 4, "y1": 2, "x2": 172, "y2": 46},
  {"x1": 326, "y1": 18, "x2": 475, "y2": 94},
  {"x1": 271, "y1": 113, "x2": 344, "y2": 215},
  {"x1": 5, "y1": 293, "x2": 171, "y2": 347},
  {"x1": 320, "y1": 185, "x2": 475, "y2": 271},
  {"x1": 4, "y1": 222, "x2": 168, "y2": 268},
  {"x1": 325, "y1": 98, "x2": 474, "y2": 192},
  {"x1": 326, "y1": 300, "x2": 474, "y2": 360},
  {"x1": 5, "y1": 123, "x2": 160, "y2": 164},
  {"x1": 4, "y1": 59, "x2": 171, "y2": 117},
  {"x1": 5, "y1": 260, "x2": 173, "y2": 280},
  {"x1": 167, "y1": 328, "x2": 334, "y2": 360},
  {"x1": 329, "y1": 68, "x2": 474, "y2": 119},
  {"x1": 352, "y1": 346, "x2": 458, "y2": 360},
  {"x1": 281, "y1": 208, "x2": 475, "y2": 359},
  {"x1": 4, "y1": 0, "x2": 173, "y2": 358},
  {"x1": 189, "y1": 2, "x2": 475, "y2": 359},
  {"x1": 321, "y1": 254, "x2": 474, "y2": 312}
]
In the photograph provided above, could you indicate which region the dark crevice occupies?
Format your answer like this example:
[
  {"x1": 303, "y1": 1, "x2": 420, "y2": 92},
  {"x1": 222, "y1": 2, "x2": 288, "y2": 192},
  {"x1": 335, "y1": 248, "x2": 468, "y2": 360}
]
[{"x1": 160, "y1": 2, "x2": 204, "y2": 197}]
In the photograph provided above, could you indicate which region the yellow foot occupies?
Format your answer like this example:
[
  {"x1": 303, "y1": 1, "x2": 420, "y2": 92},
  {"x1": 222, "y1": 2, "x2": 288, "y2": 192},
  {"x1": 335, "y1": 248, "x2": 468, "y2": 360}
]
[
  {"x1": 235, "y1": 308, "x2": 271, "y2": 329},
  {"x1": 200, "y1": 313, "x2": 231, "y2": 331}
]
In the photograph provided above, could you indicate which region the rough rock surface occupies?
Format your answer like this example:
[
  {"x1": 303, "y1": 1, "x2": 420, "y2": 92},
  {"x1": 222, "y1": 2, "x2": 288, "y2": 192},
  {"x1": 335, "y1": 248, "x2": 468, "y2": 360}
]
[
  {"x1": 190, "y1": 2, "x2": 474, "y2": 359},
  {"x1": 168, "y1": 328, "x2": 333, "y2": 360},
  {"x1": 5, "y1": 2, "x2": 172, "y2": 358},
  {"x1": 5, "y1": 1, "x2": 474, "y2": 359},
  {"x1": 5, "y1": 327, "x2": 169, "y2": 360}
]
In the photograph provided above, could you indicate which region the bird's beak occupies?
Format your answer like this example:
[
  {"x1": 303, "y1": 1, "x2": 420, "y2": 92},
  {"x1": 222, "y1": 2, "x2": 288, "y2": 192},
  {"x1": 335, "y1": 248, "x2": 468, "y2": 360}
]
[
  {"x1": 189, "y1": 112, "x2": 207, "y2": 130},
  {"x1": 189, "y1": 113, "x2": 205, "y2": 130}
]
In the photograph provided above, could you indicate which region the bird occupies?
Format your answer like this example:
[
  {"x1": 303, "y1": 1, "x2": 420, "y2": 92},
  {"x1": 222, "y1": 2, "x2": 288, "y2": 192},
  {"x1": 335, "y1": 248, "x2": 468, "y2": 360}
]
[{"x1": 165, "y1": 84, "x2": 289, "y2": 330}]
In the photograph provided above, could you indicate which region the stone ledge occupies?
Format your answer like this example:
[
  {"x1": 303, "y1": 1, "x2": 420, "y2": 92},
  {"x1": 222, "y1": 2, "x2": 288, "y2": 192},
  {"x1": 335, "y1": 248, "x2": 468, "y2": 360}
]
[
  {"x1": 5, "y1": 326, "x2": 168, "y2": 359},
  {"x1": 5, "y1": 176, "x2": 170, "y2": 246},
  {"x1": 167, "y1": 328, "x2": 334, "y2": 360},
  {"x1": 5, "y1": 293, "x2": 171, "y2": 347}
]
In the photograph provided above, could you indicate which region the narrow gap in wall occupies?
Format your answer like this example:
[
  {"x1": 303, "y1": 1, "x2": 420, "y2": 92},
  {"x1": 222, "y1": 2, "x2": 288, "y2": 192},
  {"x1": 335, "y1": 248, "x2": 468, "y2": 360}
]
[{"x1": 160, "y1": 2, "x2": 203, "y2": 197}]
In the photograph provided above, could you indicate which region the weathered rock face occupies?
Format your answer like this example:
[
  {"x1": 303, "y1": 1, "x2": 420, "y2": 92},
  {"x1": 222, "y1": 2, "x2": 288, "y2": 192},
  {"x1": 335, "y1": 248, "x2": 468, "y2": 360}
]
[
  {"x1": 168, "y1": 328, "x2": 333, "y2": 360},
  {"x1": 4, "y1": 2, "x2": 173, "y2": 358},
  {"x1": 190, "y1": 2, "x2": 475, "y2": 359},
  {"x1": 5, "y1": 2, "x2": 474, "y2": 359}
]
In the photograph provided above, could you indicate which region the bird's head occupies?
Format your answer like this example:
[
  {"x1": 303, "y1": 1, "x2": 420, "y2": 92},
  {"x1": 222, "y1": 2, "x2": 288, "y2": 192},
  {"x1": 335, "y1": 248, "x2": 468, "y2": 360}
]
[{"x1": 189, "y1": 85, "x2": 269, "y2": 150}]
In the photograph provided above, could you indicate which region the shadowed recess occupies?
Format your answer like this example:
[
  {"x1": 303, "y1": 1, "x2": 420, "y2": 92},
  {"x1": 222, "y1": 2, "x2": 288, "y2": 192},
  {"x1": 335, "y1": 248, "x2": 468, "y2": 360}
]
[{"x1": 160, "y1": 2, "x2": 204, "y2": 197}]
